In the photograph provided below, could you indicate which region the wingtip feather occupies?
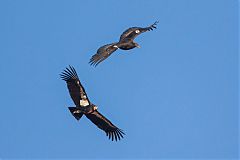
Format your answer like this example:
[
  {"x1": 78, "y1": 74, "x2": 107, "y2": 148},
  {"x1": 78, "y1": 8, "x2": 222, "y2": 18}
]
[{"x1": 60, "y1": 65, "x2": 79, "y2": 81}]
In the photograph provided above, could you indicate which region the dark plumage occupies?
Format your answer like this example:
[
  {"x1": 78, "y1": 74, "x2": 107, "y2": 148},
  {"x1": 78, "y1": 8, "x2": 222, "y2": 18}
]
[
  {"x1": 89, "y1": 43, "x2": 118, "y2": 66},
  {"x1": 60, "y1": 66, "x2": 125, "y2": 141},
  {"x1": 89, "y1": 21, "x2": 158, "y2": 66}
]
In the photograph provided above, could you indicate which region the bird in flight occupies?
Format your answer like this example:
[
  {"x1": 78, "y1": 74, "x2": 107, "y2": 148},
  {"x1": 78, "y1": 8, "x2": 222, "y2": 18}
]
[
  {"x1": 60, "y1": 66, "x2": 125, "y2": 141},
  {"x1": 89, "y1": 21, "x2": 158, "y2": 67}
]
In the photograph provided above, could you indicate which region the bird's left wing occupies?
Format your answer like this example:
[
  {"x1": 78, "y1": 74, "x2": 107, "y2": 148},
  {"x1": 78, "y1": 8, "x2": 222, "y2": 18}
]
[
  {"x1": 60, "y1": 66, "x2": 90, "y2": 107},
  {"x1": 119, "y1": 21, "x2": 158, "y2": 41},
  {"x1": 86, "y1": 110, "x2": 125, "y2": 141},
  {"x1": 89, "y1": 43, "x2": 118, "y2": 67}
]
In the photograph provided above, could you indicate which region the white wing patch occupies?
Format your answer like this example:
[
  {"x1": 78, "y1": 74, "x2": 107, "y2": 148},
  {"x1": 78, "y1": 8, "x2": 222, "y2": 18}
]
[
  {"x1": 80, "y1": 99, "x2": 89, "y2": 106},
  {"x1": 135, "y1": 30, "x2": 140, "y2": 33},
  {"x1": 113, "y1": 45, "x2": 118, "y2": 48}
]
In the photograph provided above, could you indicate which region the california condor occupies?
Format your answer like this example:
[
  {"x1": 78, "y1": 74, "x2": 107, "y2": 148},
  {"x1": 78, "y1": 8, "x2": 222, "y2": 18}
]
[
  {"x1": 89, "y1": 21, "x2": 158, "y2": 66},
  {"x1": 60, "y1": 66, "x2": 125, "y2": 141}
]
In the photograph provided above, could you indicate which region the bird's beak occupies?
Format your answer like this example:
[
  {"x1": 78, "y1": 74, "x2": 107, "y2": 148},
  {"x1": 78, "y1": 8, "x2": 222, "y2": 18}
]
[{"x1": 136, "y1": 44, "x2": 141, "y2": 48}]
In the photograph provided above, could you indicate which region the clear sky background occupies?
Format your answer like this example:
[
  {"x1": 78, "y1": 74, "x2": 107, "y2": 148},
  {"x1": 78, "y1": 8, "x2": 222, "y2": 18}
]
[{"x1": 0, "y1": 0, "x2": 238, "y2": 159}]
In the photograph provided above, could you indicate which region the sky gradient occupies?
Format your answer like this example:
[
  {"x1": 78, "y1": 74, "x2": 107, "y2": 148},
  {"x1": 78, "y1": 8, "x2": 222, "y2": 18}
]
[{"x1": 0, "y1": 0, "x2": 238, "y2": 159}]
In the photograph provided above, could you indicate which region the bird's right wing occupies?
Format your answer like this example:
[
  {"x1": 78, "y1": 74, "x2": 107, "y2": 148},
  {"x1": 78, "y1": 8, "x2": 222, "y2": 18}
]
[
  {"x1": 60, "y1": 66, "x2": 90, "y2": 107},
  {"x1": 86, "y1": 110, "x2": 125, "y2": 141},
  {"x1": 119, "y1": 21, "x2": 158, "y2": 41},
  {"x1": 89, "y1": 43, "x2": 118, "y2": 67}
]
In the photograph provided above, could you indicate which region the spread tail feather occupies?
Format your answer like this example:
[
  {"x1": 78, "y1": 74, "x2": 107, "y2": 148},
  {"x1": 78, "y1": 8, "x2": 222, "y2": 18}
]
[{"x1": 68, "y1": 107, "x2": 84, "y2": 120}]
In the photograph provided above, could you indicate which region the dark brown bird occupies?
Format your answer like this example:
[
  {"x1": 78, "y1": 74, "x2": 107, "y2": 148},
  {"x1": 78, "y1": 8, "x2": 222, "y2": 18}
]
[
  {"x1": 60, "y1": 66, "x2": 125, "y2": 141},
  {"x1": 89, "y1": 21, "x2": 158, "y2": 66}
]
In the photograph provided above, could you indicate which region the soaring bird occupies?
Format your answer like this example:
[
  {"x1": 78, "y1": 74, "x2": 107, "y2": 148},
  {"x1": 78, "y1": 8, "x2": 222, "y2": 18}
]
[
  {"x1": 60, "y1": 66, "x2": 125, "y2": 141},
  {"x1": 89, "y1": 21, "x2": 158, "y2": 66}
]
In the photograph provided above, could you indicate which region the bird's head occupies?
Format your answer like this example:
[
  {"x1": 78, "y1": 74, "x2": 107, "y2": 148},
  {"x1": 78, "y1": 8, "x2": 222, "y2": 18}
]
[
  {"x1": 134, "y1": 42, "x2": 141, "y2": 48},
  {"x1": 93, "y1": 105, "x2": 98, "y2": 110},
  {"x1": 85, "y1": 105, "x2": 98, "y2": 114}
]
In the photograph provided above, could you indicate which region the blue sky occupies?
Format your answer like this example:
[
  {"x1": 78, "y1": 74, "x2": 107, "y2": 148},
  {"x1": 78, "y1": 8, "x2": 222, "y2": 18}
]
[{"x1": 0, "y1": 0, "x2": 238, "y2": 159}]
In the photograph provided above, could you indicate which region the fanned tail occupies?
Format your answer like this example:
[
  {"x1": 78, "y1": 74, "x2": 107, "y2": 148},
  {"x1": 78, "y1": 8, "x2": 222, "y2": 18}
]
[{"x1": 68, "y1": 107, "x2": 84, "y2": 120}]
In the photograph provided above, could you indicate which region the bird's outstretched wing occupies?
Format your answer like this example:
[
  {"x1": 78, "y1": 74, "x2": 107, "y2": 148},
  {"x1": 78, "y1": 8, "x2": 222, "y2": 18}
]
[
  {"x1": 119, "y1": 21, "x2": 158, "y2": 41},
  {"x1": 60, "y1": 66, "x2": 90, "y2": 107},
  {"x1": 89, "y1": 43, "x2": 118, "y2": 67},
  {"x1": 86, "y1": 110, "x2": 125, "y2": 141}
]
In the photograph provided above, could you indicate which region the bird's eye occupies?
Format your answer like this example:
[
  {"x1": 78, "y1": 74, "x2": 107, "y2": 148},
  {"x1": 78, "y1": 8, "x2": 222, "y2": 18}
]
[{"x1": 135, "y1": 30, "x2": 140, "y2": 33}]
